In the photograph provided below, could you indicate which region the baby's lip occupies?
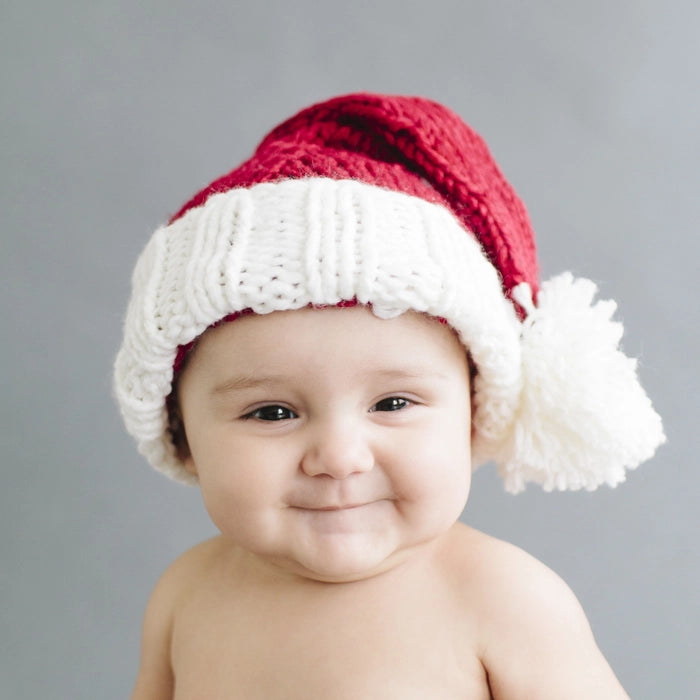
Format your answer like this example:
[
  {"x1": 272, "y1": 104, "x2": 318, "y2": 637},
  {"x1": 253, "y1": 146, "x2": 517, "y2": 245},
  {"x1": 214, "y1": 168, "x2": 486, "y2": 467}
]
[{"x1": 292, "y1": 501, "x2": 375, "y2": 511}]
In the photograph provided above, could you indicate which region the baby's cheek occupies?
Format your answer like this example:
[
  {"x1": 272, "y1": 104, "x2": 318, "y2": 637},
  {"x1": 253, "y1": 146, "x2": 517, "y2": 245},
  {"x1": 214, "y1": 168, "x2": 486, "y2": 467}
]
[{"x1": 401, "y1": 440, "x2": 469, "y2": 496}]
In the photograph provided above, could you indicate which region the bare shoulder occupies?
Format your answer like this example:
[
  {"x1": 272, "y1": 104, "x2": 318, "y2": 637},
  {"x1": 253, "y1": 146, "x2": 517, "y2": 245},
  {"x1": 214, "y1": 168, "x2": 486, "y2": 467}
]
[
  {"x1": 438, "y1": 524, "x2": 555, "y2": 588},
  {"x1": 141, "y1": 535, "x2": 231, "y2": 635},
  {"x1": 445, "y1": 525, "x2": 582, "y2": 608},
  {"x1": 440, "y1": 525, "x2": 629, "y2": 699},
  {"x1": 131, "y1": 537, "x2": 226, "y2": 699},
  {"x1": 161, "y1": 535, "x2": 230, "y2": 585}
]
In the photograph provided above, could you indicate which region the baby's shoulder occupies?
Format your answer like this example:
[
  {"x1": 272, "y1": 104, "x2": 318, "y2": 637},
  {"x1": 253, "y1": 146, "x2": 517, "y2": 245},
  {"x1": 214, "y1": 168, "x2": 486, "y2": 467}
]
[
  {"x1": 439, "y1": 525, "x2": 628, "y2": 698},
  {"x1": 147, "y1": 536, "x2": 229, "y2": 609},
  {"x1": 440, "y1": 523, "x2": 546, "y2": 578},
  {"x1": 440, "y1": 524, "x2": 585, "y2": 625},
  {"x1": 132, "y1": 539, "x2": 236, "y2": 697}
]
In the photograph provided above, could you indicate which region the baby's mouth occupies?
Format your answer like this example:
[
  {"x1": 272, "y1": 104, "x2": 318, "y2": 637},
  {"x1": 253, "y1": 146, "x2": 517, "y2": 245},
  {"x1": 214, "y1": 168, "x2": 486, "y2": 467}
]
[{"x1": 295, "y1": 502, "x2": 367, "y2": 511}]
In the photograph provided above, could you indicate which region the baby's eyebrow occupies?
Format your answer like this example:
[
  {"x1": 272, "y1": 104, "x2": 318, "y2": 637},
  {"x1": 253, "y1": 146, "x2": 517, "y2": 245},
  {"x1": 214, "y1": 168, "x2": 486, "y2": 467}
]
[
  {"x1": 367, "y1": 368, "x2": 449, "y2": 381},
  {"x1": 211, "y1": 367, "x2": 450, "y2": 397},
  {"x1": 211, "y1": 374, "x2": 289, "y2": 396}
]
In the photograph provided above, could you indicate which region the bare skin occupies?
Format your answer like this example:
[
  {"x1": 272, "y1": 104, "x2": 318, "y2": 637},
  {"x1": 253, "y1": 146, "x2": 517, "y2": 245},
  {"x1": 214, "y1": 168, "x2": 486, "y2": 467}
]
[
  {"x1": 133, "y1": 527, "x2": 628, "y2": 699},
  {"x1": 132, "y1": 307, "x2": 629, "y2": 699}
]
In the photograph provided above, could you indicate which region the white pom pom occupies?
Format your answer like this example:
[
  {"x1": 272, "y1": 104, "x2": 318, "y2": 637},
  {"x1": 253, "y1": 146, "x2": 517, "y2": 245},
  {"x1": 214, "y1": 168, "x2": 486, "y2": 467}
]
[{"x1": 496, "y1": 272, "x2": 665, "y2": 493}]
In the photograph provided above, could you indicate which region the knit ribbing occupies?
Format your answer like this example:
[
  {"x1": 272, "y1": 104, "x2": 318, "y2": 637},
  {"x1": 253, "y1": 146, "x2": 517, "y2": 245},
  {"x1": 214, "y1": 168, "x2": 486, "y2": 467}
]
[
  {"x1": 114, "y1": 92, "x2": 664, "y2": 490},
  {"x1": 170, "y1": 94, "x2": 538, "y2": 299},
  {"x1": 115, "y1": 178, "x2": 521, "y2": 483}
]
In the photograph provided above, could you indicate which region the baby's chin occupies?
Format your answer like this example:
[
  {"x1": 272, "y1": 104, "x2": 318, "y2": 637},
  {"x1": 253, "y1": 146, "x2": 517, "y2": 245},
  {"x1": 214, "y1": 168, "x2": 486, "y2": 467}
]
[
  {"x1": 261, "y1": 533, "x2": 447, "y2": 585},
  {"x1": 269, "y1": 555, "x2": 411, "y2": 585}
]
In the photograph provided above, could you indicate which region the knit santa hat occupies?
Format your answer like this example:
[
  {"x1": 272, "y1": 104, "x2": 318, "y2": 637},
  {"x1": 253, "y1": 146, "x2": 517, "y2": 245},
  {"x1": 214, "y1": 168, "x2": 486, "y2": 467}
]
[{"x1": 114, "y1": 92, "x2": 665, "y2": 492}]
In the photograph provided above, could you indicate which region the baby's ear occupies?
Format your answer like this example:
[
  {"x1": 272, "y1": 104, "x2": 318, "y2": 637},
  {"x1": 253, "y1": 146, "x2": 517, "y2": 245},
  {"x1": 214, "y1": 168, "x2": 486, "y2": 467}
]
[
  {"x1": 176, "y1": 436, "x2": 198, "y2": 476},
  {"x1": 183, "y1": 454, "x2": 198, "y2": 477},
  {"x1": 168, "y1": 399, "x2": 195, "y2": 471},
  {"x1": 174, "y1": 425, "x2": 196, "y2": 474}
]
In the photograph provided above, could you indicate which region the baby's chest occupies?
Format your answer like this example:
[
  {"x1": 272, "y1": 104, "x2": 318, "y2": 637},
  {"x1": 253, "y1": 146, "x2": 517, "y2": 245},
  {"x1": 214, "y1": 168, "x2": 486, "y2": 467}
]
[{"x1": 170, "y1": 596, "x2": 491, "y2": 699}]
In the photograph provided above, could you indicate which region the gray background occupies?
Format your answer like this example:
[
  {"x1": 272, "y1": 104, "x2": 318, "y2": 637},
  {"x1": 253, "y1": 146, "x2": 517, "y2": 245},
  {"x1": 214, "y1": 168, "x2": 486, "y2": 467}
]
[{"x1": 2, "y1": 1, "x2": 698, "y2": 697}]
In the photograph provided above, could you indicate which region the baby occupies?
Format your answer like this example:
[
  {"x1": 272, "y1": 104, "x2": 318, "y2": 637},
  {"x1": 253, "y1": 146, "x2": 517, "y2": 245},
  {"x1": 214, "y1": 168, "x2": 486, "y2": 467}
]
[{"x1": 115, "y1": 93, "x2": 665, "y2": 698}]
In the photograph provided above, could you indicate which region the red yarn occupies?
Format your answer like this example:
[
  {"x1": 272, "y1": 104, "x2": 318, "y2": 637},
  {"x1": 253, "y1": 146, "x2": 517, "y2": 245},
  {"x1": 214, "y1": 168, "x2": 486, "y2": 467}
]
[{"x1": 169, "y1": 93, "x2": 539, "y2": 297}]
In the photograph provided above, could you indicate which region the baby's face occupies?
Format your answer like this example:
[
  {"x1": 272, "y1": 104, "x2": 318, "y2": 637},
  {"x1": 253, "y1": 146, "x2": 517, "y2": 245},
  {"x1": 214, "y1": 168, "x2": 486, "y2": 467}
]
[{"x1": 177, "y1": 305, "x2": 473, "y2": 582}]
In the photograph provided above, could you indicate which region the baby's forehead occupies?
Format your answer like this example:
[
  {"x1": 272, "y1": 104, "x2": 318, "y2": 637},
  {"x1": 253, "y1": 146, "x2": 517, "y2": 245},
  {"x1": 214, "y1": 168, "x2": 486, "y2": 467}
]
[
  {"x1": 198, "y1": 305, "x2": 458, "y2": 347},
  {"x1": 185, "y1": 305, "x2": 468, "y2": 379}
]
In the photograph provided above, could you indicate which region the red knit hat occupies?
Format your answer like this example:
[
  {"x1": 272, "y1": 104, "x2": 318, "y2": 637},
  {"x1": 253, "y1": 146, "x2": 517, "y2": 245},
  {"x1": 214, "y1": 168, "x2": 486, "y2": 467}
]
[{"x1": 114, "y1": 93, "x2": 664, "y2": 491}]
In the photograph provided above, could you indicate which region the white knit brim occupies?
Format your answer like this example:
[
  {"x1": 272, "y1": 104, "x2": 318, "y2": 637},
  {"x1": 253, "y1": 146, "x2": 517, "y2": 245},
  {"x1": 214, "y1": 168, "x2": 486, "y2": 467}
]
[{"x1": 114, "y1": 178, "x2": 522, "y2": 484}]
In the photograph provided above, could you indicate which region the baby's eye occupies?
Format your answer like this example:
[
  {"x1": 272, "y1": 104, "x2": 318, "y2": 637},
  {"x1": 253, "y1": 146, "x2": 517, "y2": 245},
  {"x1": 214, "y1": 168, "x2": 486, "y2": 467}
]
[
  {"x1": 244, "y1": 405, "x2": 298, "y2": 421},
  {"x1": 371, "y1": 397, "x2": 411, "y2": 412}
]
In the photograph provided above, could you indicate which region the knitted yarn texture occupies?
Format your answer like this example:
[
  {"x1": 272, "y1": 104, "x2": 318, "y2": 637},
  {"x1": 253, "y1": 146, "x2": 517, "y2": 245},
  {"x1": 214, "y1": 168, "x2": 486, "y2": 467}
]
[{"x1": 114, "y1": 92, "x2": 665, "y2": 492}]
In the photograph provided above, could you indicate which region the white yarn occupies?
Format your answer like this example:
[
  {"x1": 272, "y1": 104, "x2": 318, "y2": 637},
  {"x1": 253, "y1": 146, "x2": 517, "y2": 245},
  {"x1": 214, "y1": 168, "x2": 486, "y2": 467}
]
[
  {"x1": 114, "y1": 178, "x2": 521, "y2": 484},
  {"x1": 114, "y1": 179, "x2": 665, "y2": 490},
  {"x1": 492, "y1": 273, "x2": 666, "y2": 493}
]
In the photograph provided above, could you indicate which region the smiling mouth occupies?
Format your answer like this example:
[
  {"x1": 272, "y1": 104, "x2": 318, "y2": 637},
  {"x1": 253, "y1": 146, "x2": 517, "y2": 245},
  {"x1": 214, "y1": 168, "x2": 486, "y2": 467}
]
[
  {"x1": 293, "y1": 501, "x2": 378, "y2": 512},
  {"x1": 299, "y1": 504, "x2": 365, "y2": 511}
]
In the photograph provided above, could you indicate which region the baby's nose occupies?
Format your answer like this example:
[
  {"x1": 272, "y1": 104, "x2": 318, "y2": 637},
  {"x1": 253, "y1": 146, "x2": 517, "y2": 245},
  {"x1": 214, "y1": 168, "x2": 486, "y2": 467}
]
[{"x1": 300, "y1": 422, "x2": 374, "y2": 479}]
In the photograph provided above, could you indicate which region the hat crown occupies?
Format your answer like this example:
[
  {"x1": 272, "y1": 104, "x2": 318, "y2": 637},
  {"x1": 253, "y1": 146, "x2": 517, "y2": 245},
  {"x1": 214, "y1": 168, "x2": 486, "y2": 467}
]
[{"x1": 171, "y1": 93, "x2": 538, "y2": 296}]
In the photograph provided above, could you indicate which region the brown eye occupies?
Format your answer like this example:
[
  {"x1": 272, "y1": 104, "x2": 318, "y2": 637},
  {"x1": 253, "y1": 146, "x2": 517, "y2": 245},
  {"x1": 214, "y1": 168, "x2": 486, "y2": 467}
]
[
  {"x1": 371, "y1": 397, "x2": 410, "y2": 412},
  {"x1": 246, "y1": 405, "x2": 298, "y2": 421}
]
